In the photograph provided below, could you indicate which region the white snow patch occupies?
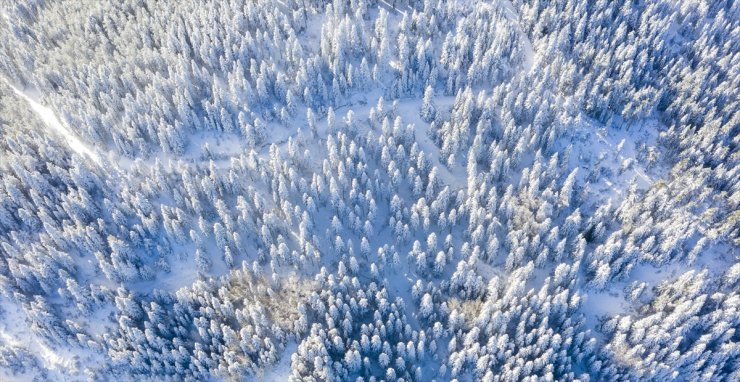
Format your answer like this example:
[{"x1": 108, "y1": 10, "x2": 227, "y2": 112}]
[
  {"x1": 261, "y1": 342, "x2": 297, "y2": 381},
  {"x1": 563, "y1": 114, "x2": 659, "y2": 210},
  {"x1": 393, "y1": 95, "x2": 467, "y2": 189},
  {"x1": 0, "y1": 298, "x2": 80, "y2": 375},
  {"x1": 580, "y1": 243, "x2": 733, "y2": 338}
]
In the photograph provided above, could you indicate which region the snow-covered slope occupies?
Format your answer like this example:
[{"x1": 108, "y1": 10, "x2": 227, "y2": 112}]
[{"x1": 0, "y1": 0, "x2": 736, "y2": 381}]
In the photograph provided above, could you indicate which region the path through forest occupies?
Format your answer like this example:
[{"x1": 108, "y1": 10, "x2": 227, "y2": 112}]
[{"x1": 2, "y1": 78, "x2": 101, "y2": 165}]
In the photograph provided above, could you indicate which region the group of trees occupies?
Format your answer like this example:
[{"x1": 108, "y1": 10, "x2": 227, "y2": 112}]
[
  {"x1": 0, "y1": 0, "x2": 736, "y2": 380},
  {"x1": 290, "y1": 270, "x2": 434, "y2": 381},
  {"x1": 603, "y1": 265, "x2": 740, "y2": 380}
]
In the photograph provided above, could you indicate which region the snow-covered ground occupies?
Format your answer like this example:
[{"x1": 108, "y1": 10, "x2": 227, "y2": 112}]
[
  {"x1": 0, "y1": 298, "x2": 80, "y2": 380},
  {"x1": 0, "y1": 0, "x2": 736, "y2": 381},
  {"x1": 261, "y1": 342, "x2": 297, "y2": 381},
  {"x1": 499, "y1": 0, "x2": 536, "y2": 73}
]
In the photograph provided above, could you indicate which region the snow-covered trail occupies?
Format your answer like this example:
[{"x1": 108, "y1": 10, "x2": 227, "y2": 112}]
[
  {"x1": 498, "y1": 0, "x2": 536, "y2": 73},
  {"x1": 2, "y1": 78, "x2": 102, "y2": 165},
  {"x1": 476, "y1": 0, "x2": 536, "y2": 73}
]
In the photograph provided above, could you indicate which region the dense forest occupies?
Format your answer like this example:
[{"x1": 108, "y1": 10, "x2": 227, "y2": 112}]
[{"x1": 0, "y1": 0, "x2": 737, "y2": 381}]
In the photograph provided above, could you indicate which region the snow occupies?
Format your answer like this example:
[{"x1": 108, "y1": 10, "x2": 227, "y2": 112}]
[
  {"x1": 580, "y1": 241, "x2": 734, "y2": 339},
  {"x1": 130, "y1": 247, "x2": 200, "y2": 294},
  {"x1": 260, "y1": 342, "x2": 297, "y2": 381},
  {"x1": 378, "y1": 0, "x2": 411, "y2": 16},
  {"x1": 0, "y1": 298, "x2": 81, "y2": 379},
  {"x1": 562, "y1": 114, "x2": 661, "y2": 210},
  {"x1": 2, "y1": 78, "x2": 102, "y2": 165},
  {"x1": 393, "y1": 95, "x2": 467, "y2": 188},
  {"x1": 498, "y1": 0, "x2": 536, "y2": 73},
  {"x1": 0, "y1": 0, "x2": 735, "y2": 380}
]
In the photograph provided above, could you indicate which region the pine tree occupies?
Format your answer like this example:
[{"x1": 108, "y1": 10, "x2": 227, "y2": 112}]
[{"x1": 421, "y1": 85, "x2": 436, "y2": 122}]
